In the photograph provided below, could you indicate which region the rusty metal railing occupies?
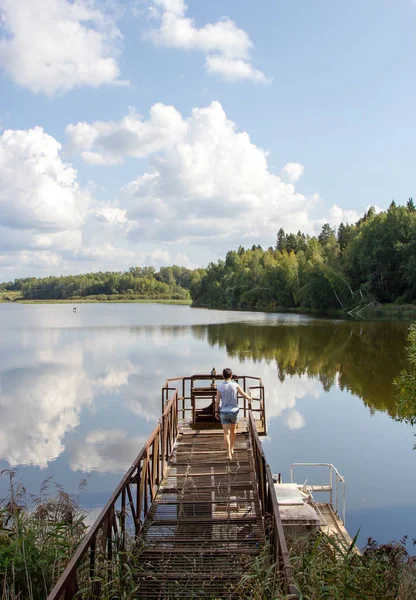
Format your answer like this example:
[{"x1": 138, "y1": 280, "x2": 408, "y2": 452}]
[
  {"x1": 248, "y1": 409, "x2": 298, "y2": 598},
  {"x1": 162, "y1": 374, "x2": 266, "y2": 432},
  {"x1": 47, "y1": 391, "x2": 179, "y2": 600},
  {"x1": 47, "y1": 375, "x2": 283, "y2": 599}
]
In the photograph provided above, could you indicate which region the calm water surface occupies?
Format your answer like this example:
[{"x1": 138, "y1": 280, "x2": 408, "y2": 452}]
[{"x1": 0, "y1": 303, "x2": 414, "y2": 550}]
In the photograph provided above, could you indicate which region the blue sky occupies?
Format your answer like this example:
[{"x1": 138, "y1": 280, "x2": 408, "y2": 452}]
[{"x1": 0, "y1": 0, "x2": 415, "y2": 279}]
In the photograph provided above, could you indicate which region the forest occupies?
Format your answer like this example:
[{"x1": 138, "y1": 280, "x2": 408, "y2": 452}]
[
  {"x1": 1, "y1": 200, "x2": 416, "y2": 313},
  {"x1": 192, "y1": 200, "x2": 416, "y2": 313},
  {"x1": 0, "y1": 265, "x2": 205, "y2": 302}
]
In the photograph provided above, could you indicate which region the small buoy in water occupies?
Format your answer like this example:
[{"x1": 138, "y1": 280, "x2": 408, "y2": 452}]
[{"x1": 73, "y1": 307, "x2": 76, "y2": 313}]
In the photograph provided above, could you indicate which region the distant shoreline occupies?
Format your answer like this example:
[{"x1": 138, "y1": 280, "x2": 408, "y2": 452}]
[{"x1": 0, "y1": 297, "x2": 192, "y2": 305}]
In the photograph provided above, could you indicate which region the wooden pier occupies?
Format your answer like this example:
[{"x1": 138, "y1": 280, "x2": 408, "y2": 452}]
[{"x1": 47, "y1": 374, "x2": 296, "y2": 599}]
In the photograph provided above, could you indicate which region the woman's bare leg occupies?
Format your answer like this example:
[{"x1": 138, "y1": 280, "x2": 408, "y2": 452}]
[
  {"x1": 222, "y1": 423, "x2": 232, "y2": 459},
  {"x1": 230, "y1": 423, "x2": 237, "y2": 455}
]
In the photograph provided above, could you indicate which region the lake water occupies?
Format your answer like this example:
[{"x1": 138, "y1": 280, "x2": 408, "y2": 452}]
[{"x1": 0, "y1": 303, "x2": 414, "y2": 551}]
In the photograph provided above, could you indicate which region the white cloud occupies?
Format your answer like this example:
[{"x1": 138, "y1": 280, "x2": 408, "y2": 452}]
[
  {"x1": 116, "y1": 101, "x2": 318, "y2": 246},
  {"x1": 148, "y1": 248, "x2": 171, "y2": 267},
  {"x1": 146, "y1": 0, "x2": 269, "y2": 83},
  {"x1": 72, "y1": 244, "x2": 137, "y2": 262},
  {"x1": 68, "y1": 102, "x2": 319, "y2": 250},
  {"x1": 174, "y1": 253, "x2": 196, "y2": 268},
  {"x1": 66, "y1": 101, "x2": 319, "y2": 249},
  {"x1": 280, "y1": 162, "x2": 305, "y2": 184},
  {"x1": 205, "y1": 56, "x2": 270, "y2": 84},
  {"x1": 327, "y1": 204, "x2": 383, "y2": 228},
  {"x1": 0, "y1": 0, "x2": 124, "y2": 96},
  {"x1": 0, "y1": 126, "x2": 97, "y2": 275},
  {"x1": 328, "y1": 205, "x2": 360, "y2": 227},
  {"x1": 0, "y1": 127, "x2": 89, "y2": 232},
  {"x1": 66, "y1": 104, "x2": 188, "y2": 165},
  {"x1": 94, "y1": 206, "x2": 132, "y2": 228}
]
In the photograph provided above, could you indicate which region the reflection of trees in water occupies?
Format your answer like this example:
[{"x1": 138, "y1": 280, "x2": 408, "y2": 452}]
[{"x1": 192, "y1": 321, "x2": 409, "y2": 418}]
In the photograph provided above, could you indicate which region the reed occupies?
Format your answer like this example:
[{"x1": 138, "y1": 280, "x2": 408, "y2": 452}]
[
  {"x1": 0, "y1": 469, "x2": 87, "y2": 600},
  {"x1": 1, "y1": 470, "x2": 414, "y2": 600},
  {"x1": 234, "y1": 533, "x2": 416, "y2": 600}
]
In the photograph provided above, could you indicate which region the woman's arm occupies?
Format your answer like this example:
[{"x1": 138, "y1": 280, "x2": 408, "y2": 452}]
[
  {"x1": 237, "y1": 384, "x2": 252, "y2": 400},
  {"x1": 214, "y1": 390, "x2": 220, "y2": 418}
]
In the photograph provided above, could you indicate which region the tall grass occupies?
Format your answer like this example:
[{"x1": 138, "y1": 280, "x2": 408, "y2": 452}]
[
  {"x1": 234, "y1": 533, "x2": 416, "y2": 600},
  {"x1": 0, "y1": 469, "x2": 87, "y2": 600},
  {"x1": 1, "y1": 471, "x2": 415, "y2": 599}
]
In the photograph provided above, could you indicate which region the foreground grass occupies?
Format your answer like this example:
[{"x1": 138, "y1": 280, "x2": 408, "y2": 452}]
[
  {"x1": 0, "y1": 469, "x2": 87, "y2": 600},
  {"x1": 2, "y1": 469, "x2": 415, "y2": 600}
]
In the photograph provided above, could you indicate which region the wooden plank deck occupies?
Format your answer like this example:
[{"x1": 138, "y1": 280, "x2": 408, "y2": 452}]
[
  {"x1": 316, "y1": 503, "x2": 360, "y2": 553},
  {"x1": 135, "y1": 427, "x2": 265, "y2": 599}
]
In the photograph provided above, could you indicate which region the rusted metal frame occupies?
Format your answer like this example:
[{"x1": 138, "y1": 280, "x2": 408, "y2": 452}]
[
  {"x1": 150, "y1": 433, "x2": 160, "y2": 500},
  {"x1": 106, "y1": 509, "x2": 114, "y2": 583},
  {"x1": 264, "y1": 461, "x2": 297, "y2": 597},
  {"x1": 161, "y1": 413, "x2": 168, "y2": 478},
  {"x1": 136, "y1": 462, "x2": 142, "y2": 535},
  {"x1": 161, "y1": 385, "x2": 177, "y2": 413},
  {"x1": 47, "y1": 405, "x2": 176, "y2": 600},
  {"x1": 120, "y1": 488, "x2": 126, "y2": 560},
  {"x1": 144, "y1": 448, "x2": 150, "y2": 515},
  {"x1": 248, "y1": 384, "x2": 266, "y2": 433},
  {"x1": 125, "y1": 483, "x2": 137, "y2": 529},
  {"x1": 248, "y1": 411, "x2": 296, "y2": 597},
  {"x1": 47, "y1": 389, "x2": 183, "y2": 600}
]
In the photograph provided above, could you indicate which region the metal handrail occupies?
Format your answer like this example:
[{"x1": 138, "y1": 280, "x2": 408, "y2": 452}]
[
  {"x1": 47, "y1": 391, "x2": 179, "y2": 600},
  {"x1": 161, "y1": 374, "x2": 266, "y2": 428},
  {"x1": 47, "y1": 375, "x2": 268, "y2": 599},
  {"x1": 290, "y1": 462, "x2": 346, "y2": 525},
  {"x1": 248, "y1": 409, "x2": 298, "y2": 598}
]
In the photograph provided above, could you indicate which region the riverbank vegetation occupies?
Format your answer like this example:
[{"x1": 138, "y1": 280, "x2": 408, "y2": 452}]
[
  {"x1": 2, "y1": 466, "x2": 414, "y2": 600},
  {"x1": 1, "y1": 201, "x2": 416, "y2": 317},
  {"x1": 0, "y1": 266, "x2": 202, "y2": 303},
  {"x1": 192, "y1": 200, "x2": 416, "y2": 317},
  {"x1": 0, "y1": 469, "x2": 87, "y2": 600}
]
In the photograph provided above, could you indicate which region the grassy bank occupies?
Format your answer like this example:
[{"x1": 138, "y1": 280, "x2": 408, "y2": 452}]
[
  {"x1": 0, "y1": 291, "x2": 22, "y2": 302},
  {"x1": 0, "y1": 294, "x2": 191, "y2": 305},
  {"x1": 192, "y1": 301, "x2": 416, "y2": 321}
]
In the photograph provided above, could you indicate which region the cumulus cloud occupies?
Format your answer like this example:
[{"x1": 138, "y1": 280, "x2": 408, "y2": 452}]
[
  {"x1": 327, "y1": 204, "x2": 383, "y2": 228},
  {"x1": 66, "y1": 104, "x2": 188, "y2": 165},
  {"x1": 0, "y1": 0, "x2": 124, "y2": 95},
  {"x1": 146, "y1": 0, "x2": 269, "y2": 83},
  {"x1": 0, "y1": 127, "x2": 89, "y2": 232},
  {"x1": 0, "y1": 126, "x2": 97, "y2": 275},
  {"x1": 68, "y1": 101, "x2": 318, "y2": 249},
  {"x1": 120, "y1": 102, "x2": 317, "y2": 246},
  {"x1": 280, "y1": 162, "x2": 305, "y2": 184},
  {"x1": 94, "y1": 206, "x2": 132, "y2": 229}
]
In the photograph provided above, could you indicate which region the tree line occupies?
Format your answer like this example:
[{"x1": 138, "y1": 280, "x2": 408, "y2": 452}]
[
  {"x1": 192, "y1": 199, "x2": 416, "y2": 312},
  {"x1": 1, "y1": 200, "x2": 415, "y2": 309},
  {"x1": 0, "y1": 266, "x2": 205, "y2": 301}
]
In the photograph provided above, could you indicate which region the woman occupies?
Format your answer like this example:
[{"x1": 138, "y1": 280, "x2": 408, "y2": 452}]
[{"x1": 214, "y1": 367, "x2": 252, "y2": 459}]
